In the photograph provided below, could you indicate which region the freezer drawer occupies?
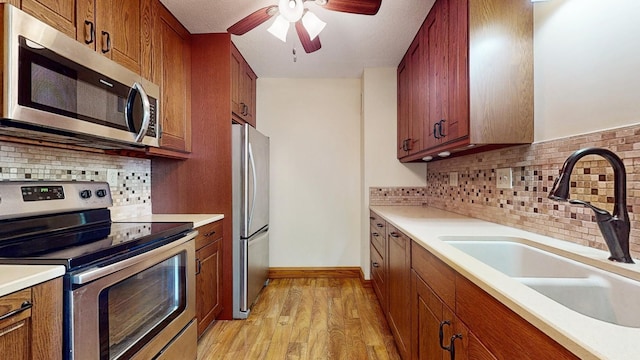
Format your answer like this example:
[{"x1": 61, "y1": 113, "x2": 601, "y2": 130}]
[{"x1": 240, "y1": 229, "x2": 269, "y2": 313}]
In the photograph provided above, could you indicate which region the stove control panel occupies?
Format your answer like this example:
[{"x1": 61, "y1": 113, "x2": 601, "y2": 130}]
[
  {"x1": 0, "y1": 181, "x2": 113, "y2": 220},
  {"x1": 21, "y1": 185, "x2": 65, "y2": 201}
]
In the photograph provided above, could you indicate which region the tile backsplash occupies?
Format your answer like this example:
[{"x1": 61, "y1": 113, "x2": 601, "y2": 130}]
[
  {"x1": 0, "y1": 141, "x2": 151, "y2": 219},
  {"x1": 424, "y1": 124, "x2": 640, "y2": 258},
  {"x1": 370, "y1": 187, "x2": 426, "y2": 206}
]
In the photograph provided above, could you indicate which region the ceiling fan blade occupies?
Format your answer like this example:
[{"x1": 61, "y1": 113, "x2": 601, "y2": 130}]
[
  {"x1": 227, "y1": 6, "x2": 278, "y2": 35},
  {"x1": 320, "y1": 0, "x2": 381, "y2": 15},
  {"x1": 295, "y1": 21, "x2": 322, "y2": 53}
]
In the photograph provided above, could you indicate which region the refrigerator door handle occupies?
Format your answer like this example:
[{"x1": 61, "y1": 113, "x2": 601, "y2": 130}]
[{"x1": 248, "y1": 142, "x2": 257, "y2": 232}]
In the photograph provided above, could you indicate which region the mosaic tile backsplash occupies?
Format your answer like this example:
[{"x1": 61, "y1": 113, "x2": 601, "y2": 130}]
[
  {"x1": 0, "y1": 141, "x2": 151, "y2": 219},
  {"x1": 370, "y1": 187, "x2": 426, "y2": 206},
  {"x1": 424, "y1": 124, "x2": 640, "y2": 259}
]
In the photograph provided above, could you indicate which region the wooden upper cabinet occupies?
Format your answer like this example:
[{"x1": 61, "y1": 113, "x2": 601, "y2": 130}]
[
  {"x1": 21, "y1": 0, "x2": 76, "y2": 38},
  {"x1": 77, "y1": 0, "x2": 143, "y2": 73},
  {"x1": 154, "y1": 1, "x2": 191, "y2": 152},
  {"x1": 397, "y1": 0, "x2": 533, "y2": 162},
  {"x1": 231, "y1": 44, "x2": 257, "y2": 127}
]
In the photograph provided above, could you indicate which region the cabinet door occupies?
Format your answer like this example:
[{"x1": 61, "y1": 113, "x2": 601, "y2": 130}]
[
  {"x1": 196, "y1": 240, "x2": 221, "y2": 337},
  {"x1": 230, "y1": 46, "x2": 243, "y2": 120},
  {"x1": 424, "y1": 0, "x2": 449, "y2": 149},
  {"x1": 241, "y1": 66, "x2": 257, "y2": 127},
  {"x1": 100, "y1": 0, "x2": 142, "y2": 73},
  {"x1": 446, "y1": 0, "x2": 469, "y2": 144},
  {"x1": 157, "y1": 2, "x2": 192, "y2": 152},
  {"x1": 387, "y1": 226, "x2": 411, "y2": 359},
  {"x1": 0, "y1": 288, "x2": 32, "y2": 360},
  {"x1": 397, "y1": 57, "x2": 410, "y2": 158},
  {"x1": 413, "y1": 271, "x2": 447, "y2": 360},
  {"x1": 21, "y1": 0, "x2": 76, "y2": 38},
  {"x1": 408, "y1": 34, "x2": 424, "y2": 155}
]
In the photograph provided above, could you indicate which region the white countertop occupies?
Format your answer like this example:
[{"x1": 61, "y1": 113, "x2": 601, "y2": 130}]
[
  {"x1": 0, "y1": 265, "x2": 65, "y2": 297},
  {"x1": 118, "y1": 214, "x2": 224, "y2": 228},
  {"x1": 371, "y1": 205, "x2": 640, "y2": 360}
]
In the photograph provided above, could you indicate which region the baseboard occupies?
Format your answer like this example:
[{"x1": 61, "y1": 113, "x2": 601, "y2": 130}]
[
  {"x1": 359, "y1": 268, "x2": 372, "y2": 288},
  {"x1": 269, "y1": 267, "x2": 361, "y2": 279}
]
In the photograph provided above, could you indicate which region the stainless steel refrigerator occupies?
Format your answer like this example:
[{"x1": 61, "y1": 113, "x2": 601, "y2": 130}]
[{"x1": 232, "y1": 123, "x2": 270, "y2": 319}]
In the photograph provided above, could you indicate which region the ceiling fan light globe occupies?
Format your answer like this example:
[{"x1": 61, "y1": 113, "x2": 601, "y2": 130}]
[
  {"x1": 302, "y1": 11, "x2": 326, "y2": 40},
  {"x1": 279, "y1": 0, "x2": 304, "y2": 22},
  {"x1": 267, "y1": 15, "x2": 290, "y2": 42}
]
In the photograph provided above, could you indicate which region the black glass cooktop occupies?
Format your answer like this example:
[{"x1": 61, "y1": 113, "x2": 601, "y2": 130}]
[{"x1": 0, "y1": 209, "x2": 192, "y2": 271}]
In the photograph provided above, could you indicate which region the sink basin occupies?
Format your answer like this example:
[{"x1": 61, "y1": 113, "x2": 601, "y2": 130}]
[{"x1": 441, "y1": 237, "x2": 640, "y2": 328}]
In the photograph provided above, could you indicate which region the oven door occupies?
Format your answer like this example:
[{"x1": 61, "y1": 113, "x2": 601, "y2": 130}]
[{"x1": 69, "y1": 232, "x2": 196, "y2": 360}]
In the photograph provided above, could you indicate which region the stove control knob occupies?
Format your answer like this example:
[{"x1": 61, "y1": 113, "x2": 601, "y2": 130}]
[
  {"x1": 80, "y1": 190, "x2": 92, "y2": 199},
  {"x1": 96, "y1": 189, "x2": 107, "y2": 198}
]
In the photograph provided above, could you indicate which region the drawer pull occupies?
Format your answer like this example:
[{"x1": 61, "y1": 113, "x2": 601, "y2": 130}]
[
  {"x1": 0, "y1": 301, "x2": 32, "y2": 321},
  {"x1": 376, "y1": 223, "x2": 384, "y2": 228},
  {"x1": 372, "y1": 262, "x2": 380, "y2": 268},
  {"x1": 389, "y1": 232, "x2": 400, "y2": 238},
  {"x1": 203, "y1": 230, "x2": 216, "y2": 237},
  {"x1": 372, "y1": 232, "x2": 379, "y2": 237},
  {"x1": 369, "y1": 216, "x2": 375, "y2": 220}
]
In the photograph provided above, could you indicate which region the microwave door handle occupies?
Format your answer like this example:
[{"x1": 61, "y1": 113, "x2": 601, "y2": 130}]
[{"x1": 126, "y1": 82, "x2": 151, "y2": 143}]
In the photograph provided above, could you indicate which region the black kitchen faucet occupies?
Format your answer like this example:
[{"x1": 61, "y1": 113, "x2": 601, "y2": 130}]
[{"x1": 548, "y1": 147, "x2": 634, "y2": 263}]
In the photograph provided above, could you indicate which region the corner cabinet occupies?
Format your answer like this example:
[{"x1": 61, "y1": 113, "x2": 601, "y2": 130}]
[
  {"x1": 195, "y1": 220, "x2": 223, "y2": 337},
  {"x1": 397, "y1": 0, "x2": 533, "y2": 162},
  {"x1": 231, "y1": 45, "x2": 257, "y2": 127},
  {"x1": 0, "y1": 278, "x2": 63, "y2": 360}
]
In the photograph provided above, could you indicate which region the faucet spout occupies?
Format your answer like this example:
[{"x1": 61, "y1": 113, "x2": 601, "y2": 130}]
[{"x1": 548, "y1": 147, "x2": 634, "y2": 263}]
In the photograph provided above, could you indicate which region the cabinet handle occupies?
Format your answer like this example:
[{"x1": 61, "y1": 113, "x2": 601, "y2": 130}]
[
  {"x1": 389, "y1": 232, "x2": 400, "y2": 238},
  {"x1": 101, "y1": 31, "x2": 111, "y2": 53},
  {"x1": 369, "y1": 216, "x2": 375, "y2": 221},
  {"x1": 376, "y1": 223, "x2": 384, "y2": 228},
  {"x1": 195, "y1": 259, "x2": 202, "y2": 275},
  {"x1": 433, "y1": 122, "x2": 439, "y2": 139},
  {"x1": 84, "y1": 20, "x2": 95, "y2": 45},
  {"x1": 439, "y1": 119, "x2": 446, "y2": 138},
  {"x1": 203, "y1": 230, "x2": 216, "y2": 237},
  {"x1": 0, "y1": 301, "x2": 32, "y2": 321},
  {"x1": 439, "y1": 320, "x2": 451, "y2": 350},
  {"x1": 372, "y1": 262, "x2": 380, "y2": 268},
  {"x1": 372, "y1": 232, "x2": 379, "y2": 237},
  {"x1": 449, "y1": 334, "x2": 463, "y2": 360}
]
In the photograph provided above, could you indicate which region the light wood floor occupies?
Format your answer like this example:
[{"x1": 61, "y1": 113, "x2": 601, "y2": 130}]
[{"x1": 197, "y1": 278, "x2": 401, "y2": 360}]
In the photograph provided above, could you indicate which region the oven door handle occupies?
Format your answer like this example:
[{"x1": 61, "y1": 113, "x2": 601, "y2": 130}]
[{"x1": 71, "y1": 230, "x2": 197, "y2": 285}]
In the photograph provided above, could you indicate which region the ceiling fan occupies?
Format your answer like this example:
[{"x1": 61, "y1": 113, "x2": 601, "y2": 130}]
[{"x1": 227, "y1": 0, "x2": 382, "y2": 54}]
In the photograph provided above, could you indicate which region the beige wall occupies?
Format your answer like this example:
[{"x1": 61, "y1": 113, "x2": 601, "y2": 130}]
[
  {"x1": 361, "y1": 68, "x2": 426, "y2": 278},
  {"x1": 534, "y1": 0, "x2": 640, "y2": 141},
  {"x1": 257, "y1": 78, "x2": 362, "y2": 267}
]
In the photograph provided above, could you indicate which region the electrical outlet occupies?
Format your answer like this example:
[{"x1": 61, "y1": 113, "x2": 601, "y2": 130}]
[
  {"x1": 107, "y1": 169, "x2": 118, "y2": 188},
  {"x1": 496, "y1": 168, "x2": 513, "y2": 189},
  {"x1": 449, "y1": 172, "x2": 458, "y2": 186}
]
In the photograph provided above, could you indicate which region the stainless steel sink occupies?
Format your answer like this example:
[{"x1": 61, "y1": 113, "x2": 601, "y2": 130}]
[{"x1": 441, "y1": 237, "x2": 640, "y2": 328}]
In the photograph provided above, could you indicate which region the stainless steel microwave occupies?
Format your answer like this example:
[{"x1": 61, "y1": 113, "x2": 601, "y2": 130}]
[{"x1": 0, "y1": 5, "x2": 160, "y2": 149}]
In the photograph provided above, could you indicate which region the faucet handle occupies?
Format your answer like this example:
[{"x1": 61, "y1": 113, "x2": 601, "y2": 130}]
[{"x1": 569, "y1": 199, "x2": 612, "y2": 218}]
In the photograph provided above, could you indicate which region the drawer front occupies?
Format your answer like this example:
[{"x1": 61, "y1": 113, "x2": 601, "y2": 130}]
[
  {"x1": 411, "y1": 241, "x2": 456, "y2": 309},
  {"x1": 369, "y1": 210, "x2": 386, "y2": 232},
  {"x1": 370, "y1": 225, "x2": 385, "y2": 255},
  {"x1": 195, "y1": 220, "x2": 223, "y2": 250},
  {"x1": 0, "y1": 288, "x2": 32, "y2": 329},
  {"x1": 370, "y1": 244, "x2": 386, "y2": 310}
]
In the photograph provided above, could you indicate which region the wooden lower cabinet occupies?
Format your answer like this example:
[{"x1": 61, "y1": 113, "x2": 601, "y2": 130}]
[
  {"x1": 410, "y1": 240, "x2": 579, "y2": 360},
  {"x1": 195, "y1": 220, "x2": 223, "y2": 337},
  {"x1": 0, "y1": 277, "x2": 63, "y2": 360}
]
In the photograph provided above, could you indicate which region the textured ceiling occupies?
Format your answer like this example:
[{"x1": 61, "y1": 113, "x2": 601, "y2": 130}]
[{"x1": 159, "y1": 0, "x2": 433, "y2": 78}]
